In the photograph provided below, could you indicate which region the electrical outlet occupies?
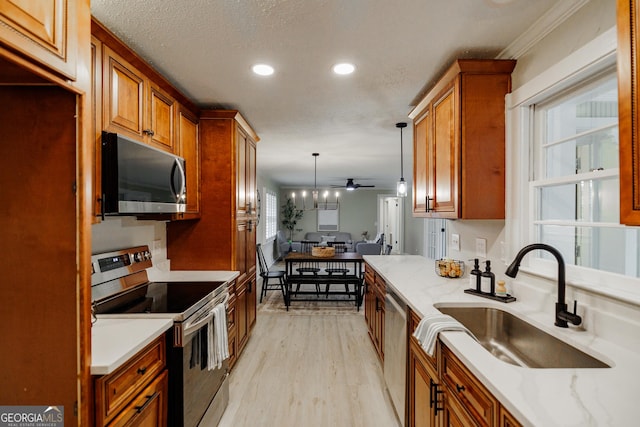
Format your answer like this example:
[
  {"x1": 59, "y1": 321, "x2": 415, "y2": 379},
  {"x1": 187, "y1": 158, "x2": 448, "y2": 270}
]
[
  {"x1": 451, "y1": 234, "x2": 460, "y2": 251},
  {"x1": 475, "y1": 238, "x2": 487, "y2": 258}
]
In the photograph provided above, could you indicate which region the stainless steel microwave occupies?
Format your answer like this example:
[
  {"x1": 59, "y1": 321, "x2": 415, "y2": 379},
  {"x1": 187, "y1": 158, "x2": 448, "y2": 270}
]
[{"x1": 101, "y1": 131, "x2": 186, "y2": 215}]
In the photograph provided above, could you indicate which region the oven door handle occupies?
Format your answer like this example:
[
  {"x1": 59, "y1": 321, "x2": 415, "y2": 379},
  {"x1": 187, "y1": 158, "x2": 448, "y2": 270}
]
[{"x1": 182, "y1": 292, "x2": 230, "y2": 339}]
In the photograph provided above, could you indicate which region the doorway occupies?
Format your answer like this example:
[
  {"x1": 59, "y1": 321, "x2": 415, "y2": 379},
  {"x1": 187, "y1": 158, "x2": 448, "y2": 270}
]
[{"x1": 378, "y1": 195, "x2": 404, "y2": 254}]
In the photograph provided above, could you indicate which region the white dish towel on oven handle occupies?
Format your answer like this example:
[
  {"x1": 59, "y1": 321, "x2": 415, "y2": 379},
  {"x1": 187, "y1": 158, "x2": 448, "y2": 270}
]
[{"x1": 207, "y1": 301, "x2": 229, "y2": 370}]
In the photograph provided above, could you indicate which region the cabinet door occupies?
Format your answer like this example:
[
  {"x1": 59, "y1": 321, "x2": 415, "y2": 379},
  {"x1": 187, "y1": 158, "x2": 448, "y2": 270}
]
[
  {"x1": 177, "y1": 106, "x2": 200, "y2": 214},
  {"x1": 148, "y1": 83, "x2": 176, "y2": 152},
  {"x1": 103, "y1": 45, "x2": 145, "y2": 138},
  {"x1": 236, "y1": 279, "x2": 248, "y2": 353},
  {"x1": 246, "y1": 275, "x2": 257, "y2": 332},
  {"x1": 92, "y1": 35, "x2": 103, "y2": 221},
  {"x1": 618, "y1": 0, "x2": 640, "y2": 225},
  {"x1": 408, "y1": 339, "x2": 440, "y2": 427},
  {"x1": 413, "y1": 108, "x2": 431, "y2": 216},
  {"x1": 431, "y1": 83, "x2": 458, "y2": 216},
  {"x1": 246, "y1": 139, "x2": 257, "y2": 215},
  {"x1": 236, "y1": 126, "x2": 248, "y2": 215},
  {"x1": 0, "y1": 0, "x2": 77, "y2": 79}
]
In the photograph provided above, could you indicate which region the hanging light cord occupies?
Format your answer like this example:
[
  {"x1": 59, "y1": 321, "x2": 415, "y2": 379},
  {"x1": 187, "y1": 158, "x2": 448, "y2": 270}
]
[{"x1": 396, "y1": 122, "x2": 407, "y2": 180}]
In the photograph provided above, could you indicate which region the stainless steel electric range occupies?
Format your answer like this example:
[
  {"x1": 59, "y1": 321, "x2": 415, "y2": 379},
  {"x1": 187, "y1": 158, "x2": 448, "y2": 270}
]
[{"x1": 91, "y1": 245, "x2": 230, "y2": 427}]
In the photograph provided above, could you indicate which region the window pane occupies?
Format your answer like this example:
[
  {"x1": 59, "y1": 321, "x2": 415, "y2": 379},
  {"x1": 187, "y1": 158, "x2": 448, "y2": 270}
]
[
  {"x1": 544, "y1": 76, "x2": 618, "y2": 143},
  {"x1": 545, "y1": 126, "x2": 619, "y2": 178},
  {"x1": 265, "y1": 190, "x2": 277, "y2": 240},
  {"x1": 536, "y1": 224, "x2": 640, "y2": 277},
  {"x1": 538, "y1": 177, "x2": 619, "y2": 222}
]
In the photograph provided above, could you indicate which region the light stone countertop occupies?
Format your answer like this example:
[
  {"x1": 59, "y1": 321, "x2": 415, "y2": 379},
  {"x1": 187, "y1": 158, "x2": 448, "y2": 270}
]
[
  {"x1": 363, "y1": 255, "x2": 640, "y2": 427},
  {"x1": 91, "y1": 317, "x2": 173, "y2": 375}
]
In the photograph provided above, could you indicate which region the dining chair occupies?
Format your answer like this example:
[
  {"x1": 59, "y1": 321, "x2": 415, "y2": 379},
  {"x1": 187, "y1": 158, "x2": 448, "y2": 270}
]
[
  {"x1": 324, "y1": 241, "x2": 350, "y2": 296},
  {"x1": 295, "y1": 240, "x2": 321, "y2": 295},
  {"x1": 300, "y1": 240, "x2": 319, "y2": 254},
  {"x1": 256, "y1": 243, "x2": 286, "y2": 303}
]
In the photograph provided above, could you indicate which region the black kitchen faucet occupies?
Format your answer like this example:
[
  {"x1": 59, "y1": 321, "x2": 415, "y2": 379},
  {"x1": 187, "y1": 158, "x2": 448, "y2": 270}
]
[{"x1": 505, "y1": 243, "x2": 582, "y2": 328}]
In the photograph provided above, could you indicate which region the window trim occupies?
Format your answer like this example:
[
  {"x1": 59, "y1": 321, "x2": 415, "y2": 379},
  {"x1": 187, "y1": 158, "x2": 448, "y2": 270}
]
[{"x1": 505, "y1": 27, "x2": 640, "y2": 304}]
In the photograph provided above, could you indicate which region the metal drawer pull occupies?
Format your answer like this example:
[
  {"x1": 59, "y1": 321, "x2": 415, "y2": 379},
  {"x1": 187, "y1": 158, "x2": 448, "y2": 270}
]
[
  {"x1": 429, "y1": 379, "x2": 443, "y2": 415},
  {"x1": 137, "y1": 367, "x2": 147, "y2": 375},
  {"x1": 135, "y1": 391, "x2": 159, "y2": 414},
  {"x1": 456, "y1": 383, "x2": 465, "y2": 393}
]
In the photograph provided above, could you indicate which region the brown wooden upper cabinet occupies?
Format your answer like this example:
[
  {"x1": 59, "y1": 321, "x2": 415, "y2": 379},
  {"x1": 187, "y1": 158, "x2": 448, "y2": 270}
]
[
  {"x1": 0, "y1": 0, "x2": 78, "y2": 80},
  {"x1": 617, "y1": 0, "x2": 640, "y2": 226},
  {"x1": 409, "y1": 59, "x2": 516, "y2": 219},
  {"x1": 177, "y1": 105, "x2": 200, "y2": 215},
  {"x1": 102, "y1": 45, "x2": 177, "y2": 153}
]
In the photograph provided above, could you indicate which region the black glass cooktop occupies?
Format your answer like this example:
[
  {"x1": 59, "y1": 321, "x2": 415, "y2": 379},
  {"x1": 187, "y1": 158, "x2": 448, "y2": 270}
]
[{"x1": 95, "y1": 281, "x2": 225, "y2": 315}]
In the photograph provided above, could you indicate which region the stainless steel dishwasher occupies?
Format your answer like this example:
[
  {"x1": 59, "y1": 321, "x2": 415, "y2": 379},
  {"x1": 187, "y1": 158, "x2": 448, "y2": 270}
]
[{"x1": 384, "y1": 287, "x2": 407, "y2": 426}]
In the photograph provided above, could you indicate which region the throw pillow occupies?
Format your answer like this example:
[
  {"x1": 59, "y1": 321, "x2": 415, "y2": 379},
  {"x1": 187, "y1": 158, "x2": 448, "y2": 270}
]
[{"x1": 321, "y1": 235, "x2": 336, "y2": 243}]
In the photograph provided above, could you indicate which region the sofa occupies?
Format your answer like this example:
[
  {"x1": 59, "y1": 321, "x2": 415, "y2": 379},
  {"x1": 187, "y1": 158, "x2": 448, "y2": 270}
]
[{"x1": 276, "y1": 230, "x2": 355, "y2": 259}]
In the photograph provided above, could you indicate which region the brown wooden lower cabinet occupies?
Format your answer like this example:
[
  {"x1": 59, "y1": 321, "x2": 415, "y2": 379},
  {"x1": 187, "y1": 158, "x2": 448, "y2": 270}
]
[
  {"x1": 406, "y1": 308, "x2": 522, "y2": 427},
  {"x1": 408, "y1": 338, "x2": 441, "y2": 427},
  {"x1": 364, "y1": 263, "x2": 385, "y2": 362},
  {"x1": 499, "y1": 406, "x2": 521, "y2": 427},
  {"x1": 94, "y1": 336, "x2": 167, "y2": 427}
]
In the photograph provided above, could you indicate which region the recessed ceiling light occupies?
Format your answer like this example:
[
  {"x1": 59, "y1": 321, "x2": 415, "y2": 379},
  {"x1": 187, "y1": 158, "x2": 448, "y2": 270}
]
[
  {"x1": 332, "y1": 63, "x2": 355, "y2": 75},
  {"x1": 252, "y1": 64, "x2": 274, "y2": 76}
]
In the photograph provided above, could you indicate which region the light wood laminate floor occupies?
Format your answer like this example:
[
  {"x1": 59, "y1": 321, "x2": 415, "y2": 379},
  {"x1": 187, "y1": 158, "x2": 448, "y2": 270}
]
[{"x1": 214, "y1": 310, "x2": 401, "y2": 427}]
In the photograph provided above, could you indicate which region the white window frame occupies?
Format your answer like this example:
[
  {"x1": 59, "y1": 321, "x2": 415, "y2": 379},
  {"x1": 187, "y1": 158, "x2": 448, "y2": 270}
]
[
  {"x1": 265, "y1": 189, "x2": 277, "y2": 242},
  {"x1": 506, "y1": 27, "x2": 640, "y2": 300}
]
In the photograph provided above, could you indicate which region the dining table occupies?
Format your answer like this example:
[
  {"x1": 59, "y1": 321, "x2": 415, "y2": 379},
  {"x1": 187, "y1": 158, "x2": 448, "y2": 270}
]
[{"x1": 283, "y1": 251, "x2": 364, "y2": 310}]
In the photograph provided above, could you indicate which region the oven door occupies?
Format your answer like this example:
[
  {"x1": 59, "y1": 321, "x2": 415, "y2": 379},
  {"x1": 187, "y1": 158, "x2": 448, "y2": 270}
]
[
  {"x1": 180, "y1": 332, "x2": 229, "y2": 427},
  {"x1": 167, "y1": 295, "x2": 230, "y2": 427}
]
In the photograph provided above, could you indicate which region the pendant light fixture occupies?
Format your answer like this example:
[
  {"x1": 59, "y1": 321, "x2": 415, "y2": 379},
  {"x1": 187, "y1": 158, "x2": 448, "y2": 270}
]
[{"x1": 396, "y1": 122, "x2": 408, "y2": 197}]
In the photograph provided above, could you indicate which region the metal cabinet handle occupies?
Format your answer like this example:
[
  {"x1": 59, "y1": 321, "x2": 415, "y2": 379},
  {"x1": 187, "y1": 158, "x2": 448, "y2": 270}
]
[
  {"x1": 430, "y1": 379, "x2": 443, "y2": 415},
  {"x1": 134, "y1": 391, "x2": 159, "y2": 414},
  {"x1": 247, "y1": 201, "x2": 252, "y2": 215},
  {"x1": 426, "y1": 196, "x2": 433, "y2": 212},
  {"x1": 137, "y1": 367, "x2": 147, "y2": 375},
  {"x1": 143, "y1": 129, "x2": 155, "y2": 136},
  {"x1": 456, "y1": 383, "x2": 466, "y2": 393}
]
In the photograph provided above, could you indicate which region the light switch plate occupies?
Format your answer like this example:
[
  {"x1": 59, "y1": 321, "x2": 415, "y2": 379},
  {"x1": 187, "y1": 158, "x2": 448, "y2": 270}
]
[
  {"x1": 475, "y1": 238, "x2": 487, "y2": 258},
  {"x1": 451, "y1": 234, "x2": 460, "y2": 251}
]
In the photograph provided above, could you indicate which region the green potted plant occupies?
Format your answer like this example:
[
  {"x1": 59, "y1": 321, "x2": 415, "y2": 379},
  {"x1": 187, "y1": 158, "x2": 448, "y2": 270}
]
[{"x1": 281, "y1": 197, "x2": 304, "y2": 243}]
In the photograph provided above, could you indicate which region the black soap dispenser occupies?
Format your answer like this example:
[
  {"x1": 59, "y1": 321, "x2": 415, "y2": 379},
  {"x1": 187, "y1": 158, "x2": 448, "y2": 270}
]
[
  {"x1": 469, "y1": 258, "x2": 482, "y2": 292},
  {"x1": 480, "y1": 260, "x2": 495, "y2": 295}
]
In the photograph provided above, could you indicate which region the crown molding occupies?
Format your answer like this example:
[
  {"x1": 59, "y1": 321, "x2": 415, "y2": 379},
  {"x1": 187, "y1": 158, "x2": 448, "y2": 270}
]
[{"x1": 497, "y1": 0, "x2": 591, "y2": 59}]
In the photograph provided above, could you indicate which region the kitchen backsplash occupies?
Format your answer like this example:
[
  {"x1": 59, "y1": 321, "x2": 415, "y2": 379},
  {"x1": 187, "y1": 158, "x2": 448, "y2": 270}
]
[{"x1": 92, "y1": 217, "x2": 168, "y2": 265}]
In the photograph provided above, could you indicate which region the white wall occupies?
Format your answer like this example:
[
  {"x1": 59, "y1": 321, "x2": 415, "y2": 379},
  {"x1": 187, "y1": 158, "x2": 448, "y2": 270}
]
[{"x1": 278, "y1": 187, "x2": 388, "y2": 244}]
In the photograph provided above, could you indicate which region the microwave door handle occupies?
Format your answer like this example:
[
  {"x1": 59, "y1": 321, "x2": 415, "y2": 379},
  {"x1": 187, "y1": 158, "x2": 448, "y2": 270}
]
[{"x1": 170, "y1": 158, "x2": 186, "y2": 202}]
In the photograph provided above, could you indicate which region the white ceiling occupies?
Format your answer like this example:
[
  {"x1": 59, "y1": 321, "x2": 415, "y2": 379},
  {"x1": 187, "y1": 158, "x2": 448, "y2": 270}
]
[{"x1": 91, "y1": 0, "x2": 559, "y2": 190}]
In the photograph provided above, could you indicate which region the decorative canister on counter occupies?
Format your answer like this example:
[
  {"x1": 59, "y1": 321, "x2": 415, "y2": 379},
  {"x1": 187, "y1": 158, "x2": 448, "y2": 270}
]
[{"x1": 435, "y1": 259, "x2": 465, "y2": 278}]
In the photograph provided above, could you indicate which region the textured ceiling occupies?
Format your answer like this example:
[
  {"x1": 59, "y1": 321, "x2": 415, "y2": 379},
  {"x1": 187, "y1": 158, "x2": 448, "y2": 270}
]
[{"x1": 91, "y1": 0, "x2": 559, "y2": 190}]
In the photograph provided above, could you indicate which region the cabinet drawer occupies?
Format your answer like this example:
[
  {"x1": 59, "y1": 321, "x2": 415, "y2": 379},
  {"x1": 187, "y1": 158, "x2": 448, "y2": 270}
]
[
  {"x1": 442, "y1": 345, "x2": 496, "y2": 427},
  {"x1": 95, "y1": 336, "x2": 166, "y2": 426},
  {"x1": 108, "y1": 369, "x2": 168, "y2": 427}
]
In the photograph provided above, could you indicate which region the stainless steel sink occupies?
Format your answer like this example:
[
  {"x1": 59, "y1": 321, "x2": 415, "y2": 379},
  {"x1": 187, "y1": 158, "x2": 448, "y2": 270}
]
[{"x1": 437, "y1": 306, "x2": 610, "y2": 368}]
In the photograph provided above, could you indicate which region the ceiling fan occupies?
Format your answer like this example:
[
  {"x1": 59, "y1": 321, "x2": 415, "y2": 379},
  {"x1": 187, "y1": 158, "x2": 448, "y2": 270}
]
[{"x1": 332, "y1": 178, "x2": 375, "y2": 191}]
